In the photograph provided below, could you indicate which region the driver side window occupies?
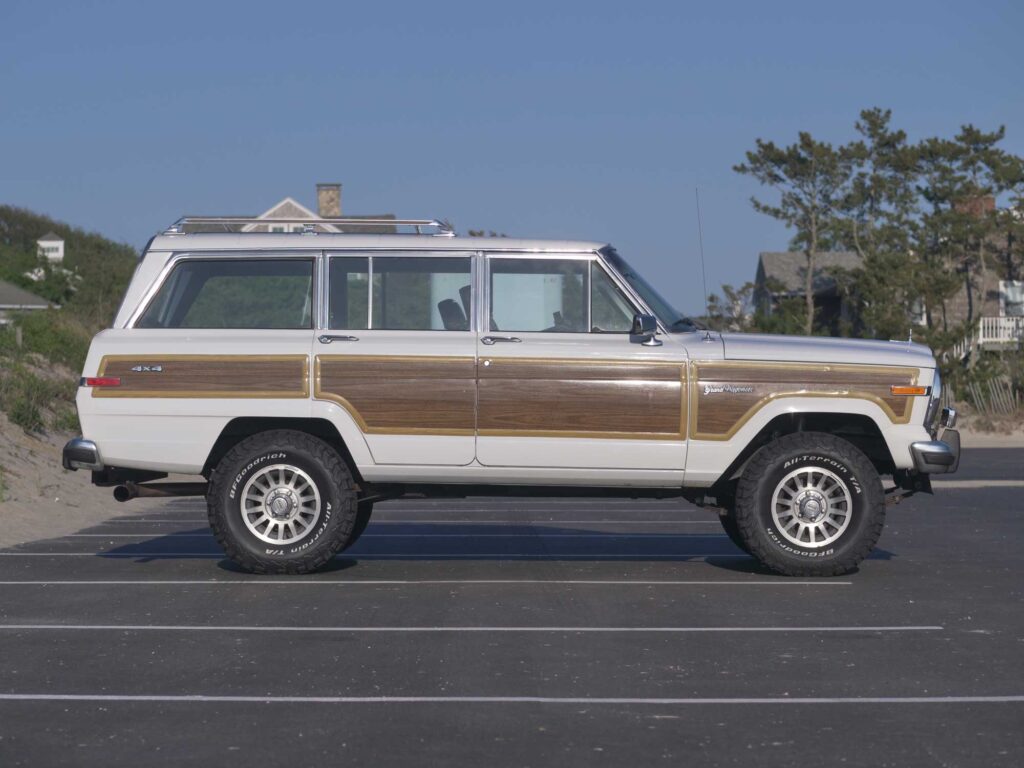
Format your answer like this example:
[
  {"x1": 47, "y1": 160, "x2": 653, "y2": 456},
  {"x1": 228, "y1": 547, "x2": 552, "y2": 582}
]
[{"x1": 488, "y1": 257, "x2": 636, "y2": 333}]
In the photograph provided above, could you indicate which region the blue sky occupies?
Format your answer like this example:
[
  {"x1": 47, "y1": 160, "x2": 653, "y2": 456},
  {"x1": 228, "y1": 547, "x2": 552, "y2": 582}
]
[{"x1": 1, "y1": 0, "x2": 1021, "y2": 313}]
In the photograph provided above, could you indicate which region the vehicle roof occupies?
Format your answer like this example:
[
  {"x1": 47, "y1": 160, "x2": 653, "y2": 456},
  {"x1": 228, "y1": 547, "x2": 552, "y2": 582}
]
[{"x1": 146, "y1": 233, "x2": 609, "y2": 254}]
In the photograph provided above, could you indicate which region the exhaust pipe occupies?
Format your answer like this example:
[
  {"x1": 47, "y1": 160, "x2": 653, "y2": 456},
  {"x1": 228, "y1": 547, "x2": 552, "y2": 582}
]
[{"x1": 113, "y1": 482, "x2": 208, "y2": 502}]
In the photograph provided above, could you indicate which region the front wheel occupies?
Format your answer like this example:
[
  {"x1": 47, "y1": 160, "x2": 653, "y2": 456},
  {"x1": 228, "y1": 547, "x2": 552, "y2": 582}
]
[
  {"x1": 734, "y1": 432, "x2": 885, "y2": 577},
  {"x1": 341, "y1": 500, "x2": 374, "y2": 552},
  {"x1": 207, "y1": 430, "x2": 358, "y2": 574}
]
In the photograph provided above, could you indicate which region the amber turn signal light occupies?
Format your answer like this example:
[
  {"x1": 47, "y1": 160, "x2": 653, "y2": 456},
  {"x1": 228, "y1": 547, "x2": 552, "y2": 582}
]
[
  {"x1": 890, "y1": 385, "x2": 930, "y2": 396},
  {"x1": 81, "y1": 377, "x2": 121, "y2": 387}
]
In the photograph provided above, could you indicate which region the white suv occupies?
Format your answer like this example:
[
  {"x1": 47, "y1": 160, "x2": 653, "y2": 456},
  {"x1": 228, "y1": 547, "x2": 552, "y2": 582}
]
[{"x1": 63, "y1": 216, "x2": 960, "y2": 576}]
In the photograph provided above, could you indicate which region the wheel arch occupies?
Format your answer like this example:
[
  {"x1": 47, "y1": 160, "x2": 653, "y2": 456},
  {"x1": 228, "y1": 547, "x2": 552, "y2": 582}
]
[
  {"x1": 711, "y1": 410, "x2": 895, "y2": 495},
  {"x1": 202, "y1": 417, "x2": 364, "y2": 483}
]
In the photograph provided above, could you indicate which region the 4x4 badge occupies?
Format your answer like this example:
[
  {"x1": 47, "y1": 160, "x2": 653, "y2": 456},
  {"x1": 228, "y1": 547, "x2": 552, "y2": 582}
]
[{"x1": 130, "y1": 364, "x2": 163, "y2": 373}]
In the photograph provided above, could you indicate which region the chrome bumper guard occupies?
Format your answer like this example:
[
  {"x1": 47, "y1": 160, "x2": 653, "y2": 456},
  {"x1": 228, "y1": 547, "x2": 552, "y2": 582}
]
[
  {"x1": 910, "y1": 429, "x2": 961, "y2": 475},
  {"x1": 62, "y1": 438, "x2": 103, "y2": 471}
]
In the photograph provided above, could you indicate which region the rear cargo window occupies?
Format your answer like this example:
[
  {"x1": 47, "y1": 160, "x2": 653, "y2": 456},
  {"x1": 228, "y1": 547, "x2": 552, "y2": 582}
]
[{"x1": 136, "y1": 259, "x2": 313, "y2": 329}]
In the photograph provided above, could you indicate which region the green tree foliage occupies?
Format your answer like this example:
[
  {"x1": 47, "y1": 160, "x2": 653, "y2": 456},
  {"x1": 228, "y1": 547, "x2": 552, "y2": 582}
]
[
  {"x1": 705, "y1": 279, "x2": 804, "y2": 335},
  {"x1": 835, "y1": 108, "x2": 923, "y2": 341},
  {"x1": 733, "y1": 109, "x2": 1024, "y2": 355},
  {"x1": 734, "y1": 134, "x2": 853, "y2": 335},
  {"x1": 0, "y1": 205, "x2": 138, "y2": 330}
]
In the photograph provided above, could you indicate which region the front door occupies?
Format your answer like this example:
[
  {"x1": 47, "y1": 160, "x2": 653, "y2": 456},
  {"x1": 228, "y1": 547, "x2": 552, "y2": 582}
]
[
  {"x1": 313, "y1": 251, "x2": 478, "y2": 465},
  {"x1": 476, "y1": 253, "x2": 689, "y2": 472}
]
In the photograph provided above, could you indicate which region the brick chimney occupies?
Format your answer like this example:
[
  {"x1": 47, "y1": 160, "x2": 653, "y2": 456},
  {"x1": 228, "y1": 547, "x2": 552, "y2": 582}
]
[{"x1": 317, "y1": 183, "x2": 342, "y2": 218}]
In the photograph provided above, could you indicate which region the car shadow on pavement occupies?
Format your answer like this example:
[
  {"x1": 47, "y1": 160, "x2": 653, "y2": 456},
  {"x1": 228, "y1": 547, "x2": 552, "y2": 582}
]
[{"x1": 17, "y1": 514, "x2": 896, "y2": 573}]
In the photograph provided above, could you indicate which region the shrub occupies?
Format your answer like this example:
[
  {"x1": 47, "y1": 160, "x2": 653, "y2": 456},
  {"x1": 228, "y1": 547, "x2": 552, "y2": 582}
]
[
  {"x1": 13, "y1": 310, "x2": 92, "y2": 371},
  {"x1": 0, "y1": 364, "x2": 77, "y2": 433}
]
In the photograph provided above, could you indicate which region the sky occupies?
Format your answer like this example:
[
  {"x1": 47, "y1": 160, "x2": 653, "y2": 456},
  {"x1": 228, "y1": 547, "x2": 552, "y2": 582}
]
[{"x1": 1, "y1": 0, "x2": 1021, "y2": 314}]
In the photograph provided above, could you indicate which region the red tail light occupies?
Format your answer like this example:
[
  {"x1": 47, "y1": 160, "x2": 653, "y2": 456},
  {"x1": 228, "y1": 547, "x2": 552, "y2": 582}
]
[{"x1": 81, "y1": 377, "x2": 121, "y2": 388}]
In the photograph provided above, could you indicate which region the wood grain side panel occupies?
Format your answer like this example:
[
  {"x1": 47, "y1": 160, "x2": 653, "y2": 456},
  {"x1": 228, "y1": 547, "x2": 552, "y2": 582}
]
[
  {"x1": 692, "y1": 362, "x2": 919, "y2": 440},
  {"x1": 316, "y1": 356, "x2": 476, "y2": 434},
  {"x1": 488, "y1": 360, "x2": 682, "y2": 382},
  {"x1": 94, "y1": 355, "x2": 309, "y2": 398},
  {"x1": 478, "y1": 359, "x2": 686, "y2": 439}
]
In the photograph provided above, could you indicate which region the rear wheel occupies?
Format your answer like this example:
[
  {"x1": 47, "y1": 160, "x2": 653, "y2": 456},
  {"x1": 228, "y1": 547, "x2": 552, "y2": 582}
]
[
  {"x1": 734, "y1": 432, "x2": 885, "y2": 577},
  {"x1": 207, "y1": 429, "x2": 358, "y2": 574}
]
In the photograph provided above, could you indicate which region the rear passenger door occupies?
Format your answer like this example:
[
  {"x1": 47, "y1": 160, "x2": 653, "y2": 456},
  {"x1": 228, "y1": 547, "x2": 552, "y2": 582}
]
[
  {"x1": 313, "y1": 251, "x2": 477, "y2": 465},
  {"x1": 476, "y1": 253, "x2": 688, "y2": 474}
]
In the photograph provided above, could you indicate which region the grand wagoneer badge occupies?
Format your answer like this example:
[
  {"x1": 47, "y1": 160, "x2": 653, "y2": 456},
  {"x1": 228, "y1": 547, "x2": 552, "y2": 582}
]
[{"x1": 703, "y1": 384, "x2": 754, "y2": 395}]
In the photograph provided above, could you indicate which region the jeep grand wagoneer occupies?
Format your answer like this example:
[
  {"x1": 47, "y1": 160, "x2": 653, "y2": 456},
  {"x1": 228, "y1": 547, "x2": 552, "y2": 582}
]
[{"x1": 63, "y1": 216, "x2": 960, "y2": 576}]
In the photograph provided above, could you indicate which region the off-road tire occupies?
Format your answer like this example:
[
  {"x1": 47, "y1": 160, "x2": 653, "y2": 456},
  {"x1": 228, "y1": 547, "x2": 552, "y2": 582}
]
[
  {"x1": 341, "y1": 500, "x2": 374, "y2": 552},
  {"x1": 718, "y1": 509, "x2": 750, "y2": 554},
  {"x1": 734, "y1": 432, "x2": 885, "y2": 577},
  {"x1": 207, "y1": 429, "x2": 358, "y2": 574}
]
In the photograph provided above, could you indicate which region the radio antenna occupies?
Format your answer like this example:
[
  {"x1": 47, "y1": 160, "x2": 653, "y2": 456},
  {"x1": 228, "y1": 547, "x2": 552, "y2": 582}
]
[{"x1": 695, "y1": 187, "x2": 711, "y2": 323}]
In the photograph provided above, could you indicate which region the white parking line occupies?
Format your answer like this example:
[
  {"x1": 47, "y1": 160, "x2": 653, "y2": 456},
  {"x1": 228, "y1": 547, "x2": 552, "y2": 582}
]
[
  {"x1": 0, "y1": 579, "x2": 852, "y2": 586},
  {"x1": 931, "y1": 479, "x2": 1024, "y2": 489},
  {"x1": 65, "y1": 533, "x2": 728, "y2": 539},
  {"x1": 0, "y1": 624, "x2": 941, "y2": 633},
  {"x1": 102, "y1": 519, "x2": 209, "y2": 524},
  {"x1": 68, "y1": 534, "x2": 214, "y2": 538},
  {"x1": 0, "y1": 694, "x2": 1016, "y2": 704},
  {"x1": 370, "y1": 524, "x2": 720, "y2": 528},
  {"x1": 0, "y1": 553, "x2": 750, "y2": 559},
  {"x1": 97, "y1": 519, "x2": 721, "y2": 526}
]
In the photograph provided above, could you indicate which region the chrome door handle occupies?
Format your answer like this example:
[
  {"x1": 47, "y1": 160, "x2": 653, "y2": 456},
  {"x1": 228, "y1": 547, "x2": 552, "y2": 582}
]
[
  {"x1": 481, "y1": 335, "x2": 522, "y2": 345},
  {"x1": 318, "y1": 334, "x2": 359, "y2": 344}
]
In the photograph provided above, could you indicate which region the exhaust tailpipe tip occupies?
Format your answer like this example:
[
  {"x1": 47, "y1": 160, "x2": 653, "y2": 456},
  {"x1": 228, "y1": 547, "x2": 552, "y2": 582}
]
[{"x1": 113, "y1": 485, "x2": 135, "y2": 503}]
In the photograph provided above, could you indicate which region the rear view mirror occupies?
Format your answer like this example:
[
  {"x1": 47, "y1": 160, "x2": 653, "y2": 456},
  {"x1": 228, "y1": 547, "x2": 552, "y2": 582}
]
[{"x1": 630, "y1": 313, "x2": 662, "y2": 346}]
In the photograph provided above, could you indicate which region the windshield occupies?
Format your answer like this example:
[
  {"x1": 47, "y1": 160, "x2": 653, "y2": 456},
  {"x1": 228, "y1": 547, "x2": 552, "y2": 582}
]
[{"x1": 601, "y1": 248, "x2": 699, "y2": 332}]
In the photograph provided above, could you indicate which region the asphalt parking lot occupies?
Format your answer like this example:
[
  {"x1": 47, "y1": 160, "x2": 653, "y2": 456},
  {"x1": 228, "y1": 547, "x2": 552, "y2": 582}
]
[{"x1": 0, "y1": 449, "x2": 1021, "y2": 766}]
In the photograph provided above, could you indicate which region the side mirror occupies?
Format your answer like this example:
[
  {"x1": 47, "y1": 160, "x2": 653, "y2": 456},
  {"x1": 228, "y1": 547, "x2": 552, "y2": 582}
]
[{"x1": 630, "y1": 313, "x2": 662, "y2": 346}]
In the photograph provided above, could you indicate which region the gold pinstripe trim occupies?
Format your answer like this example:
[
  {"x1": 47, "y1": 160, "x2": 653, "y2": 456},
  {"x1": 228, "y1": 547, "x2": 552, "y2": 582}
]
[{"x1": 688, "y1": 360, "x2": 921, "y2": 441}]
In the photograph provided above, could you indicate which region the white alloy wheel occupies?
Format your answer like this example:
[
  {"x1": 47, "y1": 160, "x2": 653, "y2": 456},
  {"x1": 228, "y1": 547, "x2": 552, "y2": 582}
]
[
  {"x1": 770, "y1": 466, "x2": 853, "y2": 549},
  {"x1": 240, "y1": 464, "x2": 322, "y2": 545}
]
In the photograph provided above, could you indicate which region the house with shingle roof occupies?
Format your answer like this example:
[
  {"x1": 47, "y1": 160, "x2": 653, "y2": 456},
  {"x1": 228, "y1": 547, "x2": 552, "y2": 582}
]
[
  {"x1": 183, "y1": 183, "x2": 398, "y2": 234},
  {"x1": 0, "y1": 279, "x2": 52, "y2": 325},
  {"x1": 754, "y1": 251, "x2": 862, "y2": 334}
]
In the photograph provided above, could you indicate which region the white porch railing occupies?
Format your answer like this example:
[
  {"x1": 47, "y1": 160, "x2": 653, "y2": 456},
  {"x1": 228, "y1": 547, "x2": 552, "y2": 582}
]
[
  {"x1": 948, "y1": 316, "x2": 1023, "y2": 362},
  {"x1": 979, "y1": 316, "x2": 1024, "y2": 346}
]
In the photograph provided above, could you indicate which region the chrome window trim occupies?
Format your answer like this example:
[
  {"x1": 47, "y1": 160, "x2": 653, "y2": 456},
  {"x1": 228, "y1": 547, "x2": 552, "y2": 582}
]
[
  {"x1": 483, "y1": 251, "x2": 646, "y2": 336},
  {"x1": 593, "y1": 249, "x2": 670, "y2": 336},
  {"x1": 127, "y1": 251, "x2": 319, "y2": 330},
  {"x1": 316, "y1": 250, "x2": 327, "y2": 331},
  {"x1": 366, "y1": 256, "x2": 374, "y2": 330},
  {"x1": 590, "y1": 259, "x2": 642, "y2": 333},
  {"x1": 323, "y1": 250, "x2": 478, "y2": 333}
]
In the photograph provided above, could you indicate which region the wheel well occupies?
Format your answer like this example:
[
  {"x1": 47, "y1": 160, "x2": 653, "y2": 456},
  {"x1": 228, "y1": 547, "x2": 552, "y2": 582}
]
[
  {"x1": 202, "y1": 417, "x2": 362, "y2": 483},
  {"x1": 713, "y1": 412, "x2": 894, "y2": 495}
]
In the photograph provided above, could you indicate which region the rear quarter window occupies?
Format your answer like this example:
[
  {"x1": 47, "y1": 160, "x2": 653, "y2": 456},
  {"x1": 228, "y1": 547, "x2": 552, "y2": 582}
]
[{"x1": 137, "y1": 258, "x2": 314, "y2": 329}]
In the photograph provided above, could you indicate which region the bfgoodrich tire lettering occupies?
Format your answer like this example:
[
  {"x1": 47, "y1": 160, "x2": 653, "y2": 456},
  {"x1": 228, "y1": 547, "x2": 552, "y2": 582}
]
[
  {"x1": 734, "y1": 432, "x2": 885, "y2": 577},
  {"x1": 208, "y1": 429, "x2": 358, "y2": 574}
]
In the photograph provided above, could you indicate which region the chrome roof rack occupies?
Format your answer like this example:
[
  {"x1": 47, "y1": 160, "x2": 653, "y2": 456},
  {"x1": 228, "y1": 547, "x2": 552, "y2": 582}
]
[{"x1": 163, "y1": 216, "x2": 455, "y2": 237}]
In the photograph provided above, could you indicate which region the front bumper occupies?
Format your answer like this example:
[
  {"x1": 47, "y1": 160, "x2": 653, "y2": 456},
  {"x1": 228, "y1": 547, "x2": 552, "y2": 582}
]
[
  {"x1": 910, "y1": 429, "x2": 961, "y2": 474},
  {"x1": 62, "y1": 437, "x2": 103, "y2": 471}
]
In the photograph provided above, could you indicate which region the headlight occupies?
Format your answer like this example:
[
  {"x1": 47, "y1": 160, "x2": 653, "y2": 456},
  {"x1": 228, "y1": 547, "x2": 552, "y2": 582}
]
[{"x1": 924, "y1": 369, "x2": 942, "y2": 433}]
